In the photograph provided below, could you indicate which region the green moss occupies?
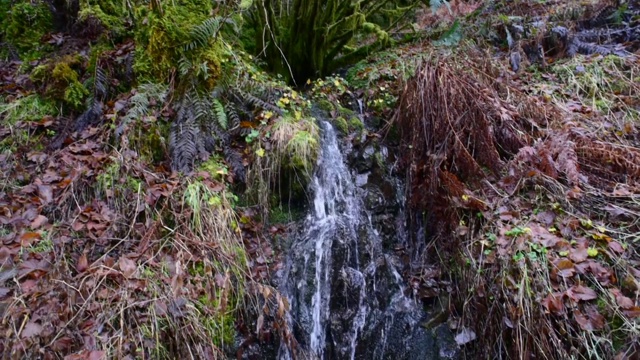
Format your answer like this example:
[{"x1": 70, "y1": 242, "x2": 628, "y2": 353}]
[
  {"x1": 316, "y1": 99, "x2": 335, "y2": 113},
  {"x1": 287, "y1": 129, "x2": 319, "y2": 174},
  {"x1": 200, "y1": 156, "x2": 229, "y2": 181},
  {"x1": 128, "y1": 118, "x2": 169, "y2": 163},
  {"x1": 97, "y1": 159, "x2": 143, "y2": 198},
  {"x1": 338, "y1": 106, "x2": 356, "y2": 118},
  {"x1": 64, "y1": 81, "x2": 90, "y2": 109},
  {"x1": 78, "y1": 3, "x2": 127, "y2": 36},
  {"x1": 349, "y1": 116, "x2": 365, "y2": 132},
  {"x1": 31, "y1": 55, "x2": 89, "y2": 109},
  {"x1": 269, "y1": 205, "x2": 305, "y2": 224},
  {"x1": 133, "y1": 1, "x2": 215, "y2": 82},
  {"x1": 374, "y1": 151, "x2": 385, "y2": 169},
  {"x1": 333, "y1": 116, "x2": 349, "y2": 135},
  {"x1": 1, "y1": 0, "x2": 52, "y2": 59}
]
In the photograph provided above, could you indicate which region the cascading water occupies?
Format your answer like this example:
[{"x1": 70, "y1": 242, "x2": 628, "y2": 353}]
[
  {"x1": 282, "y1": 120, "x2": 364, "y2": 359},
  {"x1": 277, "y1": 119, "x2": 456, "y2": 360}
]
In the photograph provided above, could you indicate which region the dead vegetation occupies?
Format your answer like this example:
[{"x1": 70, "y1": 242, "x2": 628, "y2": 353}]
[{"x1": 394, "y1": 40, "x2": 640, "y2": 360}]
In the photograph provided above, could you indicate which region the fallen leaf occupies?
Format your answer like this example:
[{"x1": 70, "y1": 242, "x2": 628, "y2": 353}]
[
  {"x1": 20, "y1": 232, "x2": 41, "y2": 247},
  {"x1": 118, "y1": 256, "x2": 137, "y2": 278},
  {"x1": 77, "y1": 254, "x2": 88, "y2": 273},
  {"x1": 542, "y1": 292, "x2": 565, "y2": 315},
  {"x1": 88, "y1": 351, "x2": 105, "y2": 360},
  {"x1": 0, "y1": 287, "x2": 10, "y2": 298},
  {"x1": 573, "y1": 309, "x2": 605, "y2": 331},
  {"x1": 608, "y1": 241, "x2": 624, "y2": 254},
  {"x1": 555, "y1": 259, "x2": 575, "y2": 278},
  {"x1": 37, "y1": 184, "x2": 53, "y2": 204},
  {"x1": 30, "y1": 215, "x2": 48, "y2": 229},
  {"x1": 615, "y1": 293, "x2": 634, "y2": 309},
  {"x1": 623, "y1": 306, "x2": 640, "y2": 318},
  {"x1": 567, "y1": 285, "x2": 598, "y2": 302},
  {"x1": 569, "y1": 247, "x2": 588, "y2": 263},
  {"x1": 21, "y1": 321, "x2": 43, "y2": 338}
]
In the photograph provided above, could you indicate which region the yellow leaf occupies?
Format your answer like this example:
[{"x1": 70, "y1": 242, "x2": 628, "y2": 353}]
[
  {"x1": 294, "y1": 111, "x2": 302, "y2": 120},
  {"x1": 256, "y1": 148, "x2": 265, "y2": 157},
  {"x1": 461, "y1": 194, "x2": 470, "y2": 202},
  {"x1": 264, "y1": 111, "x2": 273, "y2": 119},
  {"x1": 587, "y1": 247, "x2": 598, "y2": 257},
  {"x1": 291, "y1": 91, "x2": 298, "y2": 99}
]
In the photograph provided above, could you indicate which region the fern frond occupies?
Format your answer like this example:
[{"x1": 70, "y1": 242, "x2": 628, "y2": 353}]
[
  {"x1": 178, "y1": 56, "x2": 193, "y2": 76},
  {"x1": 212, "y1": 98, "x2": 227, "y2": 130},
  {"x1": 115, "y1": 83, "x2": 167, "y2": 138},
  {"x1": 235, "y1": 88, "x2": 283, "y2": 115},
  {"x1": 170, "y1": 117, "x2": 200, "y2": 172},
  {"x1": 94, "y1": 66, "x2": 108, "y2": 100},
  {"x1": 225, "y1": 102, "x2": 241, "y2": 132},
  {"x1": 185, "y1": 17, "x2": 223, "y2": 51}
]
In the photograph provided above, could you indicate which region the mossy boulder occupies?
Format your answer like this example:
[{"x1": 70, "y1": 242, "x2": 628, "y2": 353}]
[
  {"x1": 316, "y1": 99, "x2": 335, "y2": 113},
  {"x1": 334, "y1": 116, "x2": 349, "y2": 135},
  {"x1": 31, "y1": 55, "x2": 89, "y2": 110},
  {"x1": 349, "y1": 116, "x2": 365, "y2": 132},
  {"x1": 1, "y1": 0, "x2": 53, "y2": 59}
]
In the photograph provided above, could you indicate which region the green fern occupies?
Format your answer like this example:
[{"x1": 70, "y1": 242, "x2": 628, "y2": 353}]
[
  {"x1": 225, "y1": 102, "x2": 240, "y2": 132},
  {"x1": 115, "y1": 83, "x2": 167, "y2": 138},
  {"x1": 212, "y1": 98, "x2": 227, "y2": 130},
  {"x1": 185, "y1": 17, "x2": 222, "y2": 51}
]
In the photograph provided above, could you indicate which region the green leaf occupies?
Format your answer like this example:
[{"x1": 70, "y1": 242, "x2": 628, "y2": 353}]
[
  {"x1": 256, "y1": 148, "x2": 265, "y2": 157},
  {"x1": 587, "y1": 247, "x2": 598, "y2": 257}
]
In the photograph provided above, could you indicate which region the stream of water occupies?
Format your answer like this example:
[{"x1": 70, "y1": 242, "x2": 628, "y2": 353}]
[{"x1": 276, "y1": 120, "x2": 434, "y2": 360}]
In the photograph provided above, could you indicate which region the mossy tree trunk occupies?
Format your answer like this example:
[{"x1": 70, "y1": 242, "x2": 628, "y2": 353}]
[{"x1": 250, "y1": 0, "x2": 421, "y2": 84}]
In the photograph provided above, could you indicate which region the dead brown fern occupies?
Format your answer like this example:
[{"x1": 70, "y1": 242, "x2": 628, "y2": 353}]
[{"x1": 393, "y1": 57, "x2": 530, "y2": 240}]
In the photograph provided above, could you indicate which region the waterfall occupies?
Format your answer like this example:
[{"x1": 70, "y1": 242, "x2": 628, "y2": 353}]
[{"x1": 277, "y1": 120, "x2": 448, "y2": 360}]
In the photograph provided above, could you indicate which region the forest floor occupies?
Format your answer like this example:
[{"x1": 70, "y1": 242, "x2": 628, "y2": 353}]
[{"x1": 1, "y1": 0, "x2": 640, "y2": 359}]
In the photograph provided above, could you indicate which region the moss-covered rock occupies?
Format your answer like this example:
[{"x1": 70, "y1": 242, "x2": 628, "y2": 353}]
[
  {"x1": 316, "y1": 99, "x2": 335, "y2": 113},
  {"x1": 77, "y1": 2, "x2": 128, "y2": 38},
  {"x1": 1, "y1": 0, "x2": 53, "y2": 59},
  {"x1": 349, "y1": 116, "x2": 365, "y2": 132},
  {"x1": 334, "y1": 116, "x2": 349, "y2": 135},
  {"x1": 32, "y1": 55, "x2": 89, "y2": 110}
]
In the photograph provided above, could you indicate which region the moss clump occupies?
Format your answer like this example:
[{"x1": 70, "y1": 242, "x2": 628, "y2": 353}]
[
  {"x1": 78, "y1": 2, "x2": 127, "y2": 37},
  {"x1": 1, "y1": 0, "x2": 52, "y2": 59},
  {"x1": 334, "y1": 116, "x2": 349, "y2": 135},
  {"x1": 64, "y1": 81, "x2": 90, "y2": 109},
  {"x1": 127, "y1": 117, "x2": 169, "y2": 163},
  {"x1": 316, "y1": 99, "x2": 335, "y2": 113},
  {"x1": 288, "y1": 129, "x2": 319, "y2": 172},
  {"x1": 338, "y1": 105, "x2": 356, "y2": 118},
  {"x1": 349, "y1": 116, "x2": 365, "y2": 132},
  {"x1": 133, "y1": 1, "x2": 217, "y2": 82},
  {"x1": 200, "y1": 155, "x2": 230, "y2": 182},
  {"x1": 32, "y1": 55, "x2": 89, "y2": 110},
  {"x1": 196, "y1": 294, "x2": 237, "y2": 348}
]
